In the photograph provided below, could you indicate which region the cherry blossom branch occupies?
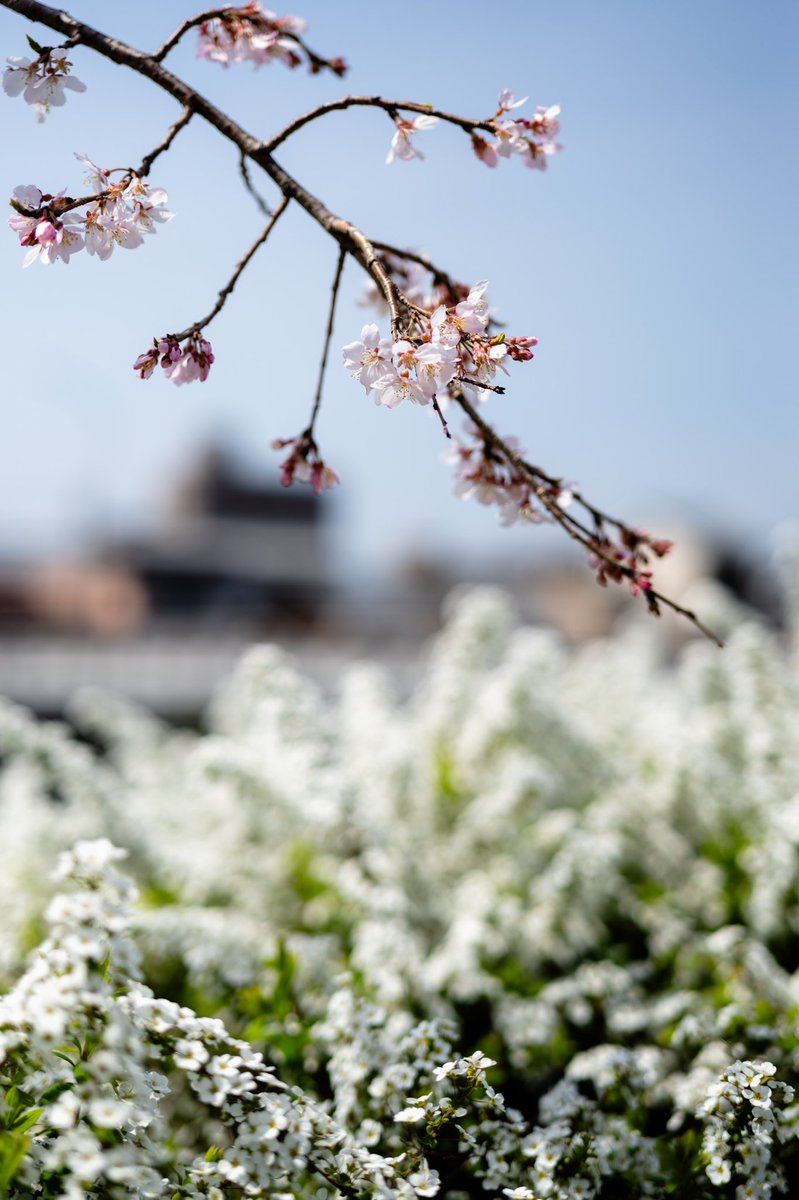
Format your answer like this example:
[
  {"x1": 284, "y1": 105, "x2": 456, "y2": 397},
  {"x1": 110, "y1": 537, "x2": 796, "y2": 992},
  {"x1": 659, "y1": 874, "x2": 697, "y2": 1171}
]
[
  {"x1": 135, "y1": 103, "x2": 193, "y2": 178},
  {"x1": 238, "y1": 149, "x2": 271, "y2": 217},
  {"x1": 264, "y1": 94, "x2": 494, "y2": 155},
  {"x1": 167, "y1": 194, "x2": 289, "y2": 341},
  {"x1": 0, "y1": 0, "x2": 417, "y2": 334},
  {"x1": 455, "y1": 390, "x2": 723, "y2": 645},
  {"x1": 1, "y1": 0, "x2": 718, "y2": 641},
  {"x1": 305, "y1": 246, "x2": 345, "y2": 439}
]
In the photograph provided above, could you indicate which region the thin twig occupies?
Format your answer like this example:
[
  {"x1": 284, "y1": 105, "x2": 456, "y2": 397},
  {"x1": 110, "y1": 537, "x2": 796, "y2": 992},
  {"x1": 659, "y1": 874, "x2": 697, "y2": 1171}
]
[
  {"x1": 264, "y1": 94, "x2": 494, "y2": 155},
  {"x1": 152, "y1": 7, "x2": 230, "y2": 62},
  {"x1": 432, "y1": 395, "x2": 451, "y2": 438},
  {"x1": 136, "y1": 104, "x2": 193, "y2": 177},
  {"x1": 305, "y1": 246, "x2": 346, "y2": 438},
  {"x1": 168, "y1": 195, "x2": 290, "y2": 340},
  {"x1": 454, "y1": 375, "x2": 506, "y2": 395},
  {"x1": 238, "y1": 150, "x2": 272, "y2": 217},
  {"x1": 372, "y1": 240, "x2": 457, "y2": 288}
]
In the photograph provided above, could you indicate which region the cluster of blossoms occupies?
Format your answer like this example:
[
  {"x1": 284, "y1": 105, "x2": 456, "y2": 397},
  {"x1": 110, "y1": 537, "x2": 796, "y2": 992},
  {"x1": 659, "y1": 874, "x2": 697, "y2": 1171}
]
[
  {"x1": 1, "y1": 571, "x2": 799, "y2": 1192},
  {"x1": 7, "y1": 185, "x2": 84, "y2": 266},
  {"x1": 133, "y1": 332, "x2": 215, "y2": 385},
  {"x1": 271, "y1": 433, "x2": 340, "y2": 494},
  {"x1": 384, "y1": 92, "x2": 561, "y2": 171},
  {"x1": 197, "y1": 3, "x2": 347, "y2": 76},
  {"x1": 698, "y1": 1060, "x2": 796, "y2": 1193},
  {"x1": 343, "y1": 280, "x2": 537, "y2": 410},
  {"x1": 473, "y1": 90, "x2": 562, "y2": 171},
  {"x1": 588, "y1": 525, "x2": 674, "y2": 599},
  {"x1": 8, "y1": 156, "x2": 172, "y2": 268},
  {"x1": 445, "y1": 425, "x2": 571, "y2": 527},
  {"x1": 3, "y1": 42, "x2": 85, "y2": 121}
]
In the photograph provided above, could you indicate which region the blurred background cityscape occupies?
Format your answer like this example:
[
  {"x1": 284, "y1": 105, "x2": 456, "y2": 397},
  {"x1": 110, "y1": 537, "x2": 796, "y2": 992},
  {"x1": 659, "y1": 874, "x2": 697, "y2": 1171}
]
[{"x1": 0, "y1": 0, "x2": 795, "y2": 719}]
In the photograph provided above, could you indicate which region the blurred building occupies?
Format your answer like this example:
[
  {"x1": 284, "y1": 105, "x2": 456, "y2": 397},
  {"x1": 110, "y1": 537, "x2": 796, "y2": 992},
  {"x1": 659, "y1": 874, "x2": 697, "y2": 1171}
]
[{"x1": 0, "y1": 448, "x2": 781, "y2": 718}]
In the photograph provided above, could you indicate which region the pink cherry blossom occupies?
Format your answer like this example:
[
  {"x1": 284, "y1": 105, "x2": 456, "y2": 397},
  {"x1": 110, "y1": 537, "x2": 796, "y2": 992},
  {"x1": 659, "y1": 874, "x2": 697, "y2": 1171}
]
[
  {"x1": 8, "y1": 187, "x2": 85, "y2": 266},
  {"x1": 3, "y1": 50, "x2": 85, "y2": 121},
  {"x1": 272, "y1": 435, "x2": 340, "y2": 493},
  {"x1": 531, "y1": 104, "x2": 561, "y2": 141},
  {"x1": 506, "y1": 335, "x2": 539, "y2": 362},
  {"x1": 481, "y1": 102, "x2": 563, "y2": 172},
  {"x1": 342, "y1": 324, "x2": 393, "y2": 392},
  {"x1": 133, "y1": 335, "x2": 213, "y2": 384},
  {"x1": 431, "y1": 280, "x2": 490, "y2": 343},
  {"x1": 393, "y1": 338, "x2": 459, "y2": 399},
  {"x1": 471, "y1": 135, "x2": 499, "y2": 169},
  {"x1": 196, "y1": 4, "x2": 347, "y2": 75},
  {"x1": 371, "y1": 367, "x2": 429, "y2": 409},
  {"x1": 496, "y1": 89, "x2": 529, "y2": 115},
  {"x1": 164, "y1": 335, "x2": 214, "y2": 385},
  {"x1": 198, "y1": 5, "x2": 306, "y2": 68},
  {"x1": 385, "y1": 115, "x2": 439, "y2": 165},
  {"x1": 445, "y1": 428, "x2": 558, "y2": 526}
]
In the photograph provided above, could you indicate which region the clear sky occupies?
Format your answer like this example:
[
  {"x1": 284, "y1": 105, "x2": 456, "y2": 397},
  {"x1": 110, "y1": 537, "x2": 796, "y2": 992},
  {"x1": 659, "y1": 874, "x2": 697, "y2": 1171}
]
[{"x1": 0, "y1": 0, "x2": 796, "y2": 583}]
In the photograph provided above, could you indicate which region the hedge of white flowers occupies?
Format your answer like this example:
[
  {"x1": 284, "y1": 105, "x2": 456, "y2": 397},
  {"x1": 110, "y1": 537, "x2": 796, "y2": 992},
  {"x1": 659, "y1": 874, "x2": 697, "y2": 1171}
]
[{"x1": 1, "y1": 579, "x2": 799, "y2": 1199}]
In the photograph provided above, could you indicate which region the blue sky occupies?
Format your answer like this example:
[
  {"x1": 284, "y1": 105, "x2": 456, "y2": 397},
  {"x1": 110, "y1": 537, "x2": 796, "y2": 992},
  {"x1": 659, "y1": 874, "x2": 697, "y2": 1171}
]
[{"x1": 0, "y1": 0, "x2": 795, "y2": 581}]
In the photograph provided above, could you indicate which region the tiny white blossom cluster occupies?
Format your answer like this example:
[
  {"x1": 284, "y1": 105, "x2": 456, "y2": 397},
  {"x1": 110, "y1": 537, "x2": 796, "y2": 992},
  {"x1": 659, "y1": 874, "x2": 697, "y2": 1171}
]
[{"x1": 0, "y1": 564, "x2": 799, "y2": 1195}]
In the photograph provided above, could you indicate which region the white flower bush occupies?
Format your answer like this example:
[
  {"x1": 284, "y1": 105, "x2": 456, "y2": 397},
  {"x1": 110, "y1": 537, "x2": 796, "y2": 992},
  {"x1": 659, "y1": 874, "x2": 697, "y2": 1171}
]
[{"x1": 1, "y1": 574, "x2": 799, "y2": 1197}]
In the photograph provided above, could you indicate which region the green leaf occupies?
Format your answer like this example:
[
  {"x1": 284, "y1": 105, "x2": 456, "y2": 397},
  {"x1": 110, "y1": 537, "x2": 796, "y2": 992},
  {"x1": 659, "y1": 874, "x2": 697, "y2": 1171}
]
[
  {"x1": 0, "y1": 1130, "x2": 30, "y2": 1193},
  {"x1": 25, "y1": 34, "x2": 45, "y2": 56},
  {"x1": 10, "y1": 1109, "x2": 42, "y2": 1135},
  {"x1": 38, "y1": 1082, "x2": 73, "y2": 1106}
]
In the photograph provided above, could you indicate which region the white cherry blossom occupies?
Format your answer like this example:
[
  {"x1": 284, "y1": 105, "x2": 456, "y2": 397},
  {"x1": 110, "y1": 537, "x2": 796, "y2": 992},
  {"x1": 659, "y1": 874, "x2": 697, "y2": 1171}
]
[
  {"x1": 386, "y1": 114, "x2": 439, "y2": 164},
  {"x1": 342, "y1": 324, "x2": 394, "y2": 392}
]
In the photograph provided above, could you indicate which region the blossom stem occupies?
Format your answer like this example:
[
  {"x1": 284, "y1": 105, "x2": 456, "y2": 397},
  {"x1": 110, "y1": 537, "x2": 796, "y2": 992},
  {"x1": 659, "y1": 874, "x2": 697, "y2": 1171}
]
[
  {"x1": 152, "y1": 7, "x2": 231, "y2": 61},
  {"x1": 239, "y1": 150, "x2": 272, "y2": 217},
  {"x1": 168, "y1": 195, "x2": 290, "y2": 341},
  {"x1": 264, "y1": 95, "x2": 494, "y2": 155},
  {"x1": 432, "y1": 395, "x2": 451, "y2": 439},
  {"x1": 372, "y1": 240, "x2": 457, "y2": 289},
  {"x1": 305, "y1": 246, "x2": 346, "y2": 439},
  {"x1": 135, "y1": 104, "x2": 193, "y2": 178}
]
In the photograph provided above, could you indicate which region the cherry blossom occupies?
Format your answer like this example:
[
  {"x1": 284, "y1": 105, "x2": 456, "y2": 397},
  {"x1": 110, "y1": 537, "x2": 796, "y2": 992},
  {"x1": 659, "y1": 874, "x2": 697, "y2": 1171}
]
[
  {"x1": 197, "y1": 4, "x2": 346, "y2": 76},
  {"x1": 393, "y1": 338, "x2": 459, "y2": 399},
  {"x1": 133, "y1": 334, "x2": 214, "y2": 385},
  {"x1": 345, "y1": 281, "x2": 538, "y2": 413},
  {"x1": 385, "y1": 115, "x2": 439, "y2": 164},
  {"x1": 471, "y1": 134, "x2": 499, "y2": 169},
  {"x1": 471, "y1": 93, "x2": 563, "y2": 172},
  {"x1": 8, "y1": 185, "x2": 85, "y2": 266},
  {"x1": 496, "y1": 89, "x2": 529, "y2": 115},
  {"x1": 8, "y1": 164, "x2": 173, "y2": 267},
  {"x1": 445, "y1": 427, "x2": 565, "y2": 526},
  {"x1": 372, "y1": 367, "x2": 430, "y2": 409},
  {"x1": 3, "y1": 48, "x2": 85, "y2": 121},
  {"x1": 272, "y1": 434, "x2": 340, "y2": 494},
  {"x1": 342, "y1": 324, "x2": 393, "y2": 392}
]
